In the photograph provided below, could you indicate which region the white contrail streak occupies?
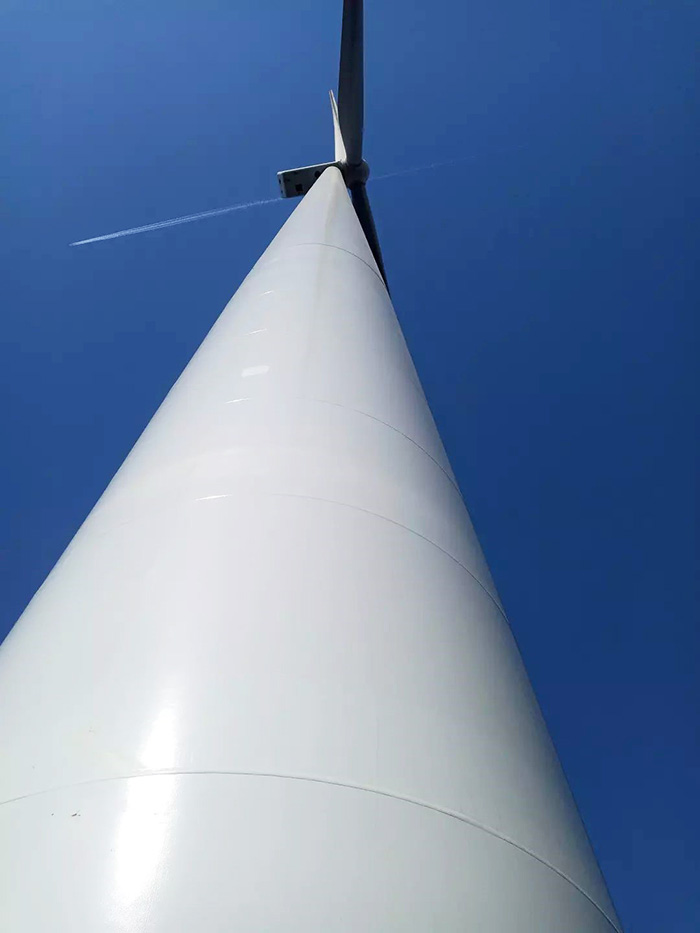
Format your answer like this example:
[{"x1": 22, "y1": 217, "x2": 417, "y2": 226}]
[
  {"x1": 69, "y1": 197, "x2": 280, "y2": 246},
  {"x1": 371, "y1": 159, "x2": 463, "y2": 182},
  {"x1": 69, "y1": 160, "x2": 464, "y2": 247}
]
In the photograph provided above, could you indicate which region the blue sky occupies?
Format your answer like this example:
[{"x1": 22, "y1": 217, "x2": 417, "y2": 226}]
[{"x1": 2, "y1": 1, "x2": 698, "y2": 928}]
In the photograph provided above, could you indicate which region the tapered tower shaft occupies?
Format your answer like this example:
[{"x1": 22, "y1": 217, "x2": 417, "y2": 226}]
[{"x1": 0, "y1": 168, "x2": 619, "y2": 931}]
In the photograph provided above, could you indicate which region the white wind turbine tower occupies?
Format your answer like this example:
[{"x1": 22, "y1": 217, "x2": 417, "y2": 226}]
[{"x1": 0, "y1": 2, "x2": 621, "y2": 930}]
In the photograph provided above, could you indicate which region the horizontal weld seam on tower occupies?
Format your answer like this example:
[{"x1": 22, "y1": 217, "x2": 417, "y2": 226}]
[
  {"x1": 251, "y1": 241, "x2": 386, "y2": 286},
  {"x1": 306, "y1": 397, "x2": 461, "y2": 492},
  {"x1": 0, "y1": 769, "x2": 620, "y2": 933},
  {"x1": 268, "y1": 492, "x2": 504, "y2": 613},
  {"x1": 84, "y1": 490, "x2": 502, "y2": 611},
  {"x1": 205, "y1": 395, "x2": 457, "y2": 493}
]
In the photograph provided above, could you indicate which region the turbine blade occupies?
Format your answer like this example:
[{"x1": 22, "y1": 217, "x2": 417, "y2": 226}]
[
  {"x1": 350, "y1": 181, "x2": 387, "y2": 287},
  {"x1": 338, "y1": 0, "x2": 363, "y2": 166},
  {"x1": 329, "y1": 90, "x2": 347, "y2": 163}
]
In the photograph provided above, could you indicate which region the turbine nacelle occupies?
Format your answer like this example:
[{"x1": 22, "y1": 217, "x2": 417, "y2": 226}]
[
  {"x1": 277, "y1": 89, "x2": 369, "y2": 198},
  {"x1": 276, "y1": 156, "x2": 369, "y2": 199},
  {"x1": 277, "y1": 160, "x2": 339, "y2": 199}
]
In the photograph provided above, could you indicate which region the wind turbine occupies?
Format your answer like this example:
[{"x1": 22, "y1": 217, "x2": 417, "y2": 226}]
[
  {"x1": 277, "y1": 1, "x2": 386, "y2": 284},
  {"x1": 0, "y1": 2, "x2": 621, "y2": 930}
]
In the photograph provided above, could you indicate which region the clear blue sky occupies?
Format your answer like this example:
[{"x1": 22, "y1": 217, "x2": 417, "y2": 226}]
[{"x1": 2, "y1": 1, "x2": 698, "y2": 928}]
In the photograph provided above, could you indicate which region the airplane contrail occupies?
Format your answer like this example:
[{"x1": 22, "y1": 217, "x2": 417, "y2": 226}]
[
  {"x1": 69, "y1": 197, "x2": 281, "y2": 246},
  {"x1": 69, "y1": 160, "x2": 463, "y2": 247},
  {"x1": 371, "y1": 159, "x2": 463, "y2": 182}
]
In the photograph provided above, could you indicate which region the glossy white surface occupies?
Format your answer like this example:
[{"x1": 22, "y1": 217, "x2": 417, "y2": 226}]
[
  {"x1": 330, "y1": 89, "x2": 347, "y2": 162},
  {"x1": 0, "y1": 168, "x2": 620, "y2": 930},
  {"x1": 1, "y1": 775, "x2": 617, "y2": 931}
]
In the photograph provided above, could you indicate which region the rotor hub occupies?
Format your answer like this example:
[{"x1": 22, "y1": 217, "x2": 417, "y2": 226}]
[{"x1": 341, "y1": 159, "x2": 370, "y2": 187}]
